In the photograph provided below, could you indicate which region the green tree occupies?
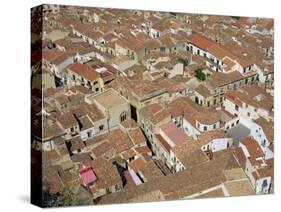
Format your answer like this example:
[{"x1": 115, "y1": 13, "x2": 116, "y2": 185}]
[{"x1": 195, "y1": 68, "x2": 206, "y2": 81}]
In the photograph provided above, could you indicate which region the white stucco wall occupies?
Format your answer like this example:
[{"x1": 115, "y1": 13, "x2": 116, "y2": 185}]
[
  {"x1": 240, "y1": 117, "x2": 270, "y2": 150},
  {"x1": 196, "y1": 120, "x2": 220, "y2": 132},
  {"x1": 183, "y1": 118, "x2": 201, "y2": 139},
  {"x1": 224, "y1": 117, "x2": 240, "y2": 130},
  {"x1": 201, "y1": 138, "x2": 232, "y2": 152},
  {"x1": 80, "y1": 126, "x2": 95, "y2": 141},
  {"x1": 264, "y1": 147, "x2": 274, "y2": 160},
  {"x1": 223, "y1": 98, "x2": 239, "y2": 116}
]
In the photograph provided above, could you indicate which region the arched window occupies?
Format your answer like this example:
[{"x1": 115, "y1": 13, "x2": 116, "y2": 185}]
[{"x1": 120, "y1": 112, "x2": 127, "y2": 122}]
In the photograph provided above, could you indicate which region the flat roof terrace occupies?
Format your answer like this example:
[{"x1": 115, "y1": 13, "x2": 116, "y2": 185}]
[{"x1": 87, "y1": 88, "x2": 128, "y2": 109}]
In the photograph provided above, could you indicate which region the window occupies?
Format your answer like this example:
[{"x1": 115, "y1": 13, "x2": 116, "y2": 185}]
[
  {"x1": 204, "y1": 126, "x2": 207, "y2": 131},
  {"x1": 95, "y1": 87, "x2": 99, "y2": 92},
  {"x1": 247, "y1": 112, "x2": 251, "y2": 117},
  {"x1": 245, "y1": 79, "x2": 248, "y2": 84},
  {"x1": 204, "y1": 53, "x2": 206, "y2": 57},
  {"x1": 87, "y1": 130, "x2": 92, "y2": 138},
  {"x1": 197, "y1": 49, "x2": 200, "y2": 55},
  {"x1": 94, "y1": 81, "x2": 98, "y2": 85},
  {"x1": 120, "y1": 112, "x2": 127, "y2": 122},
  {"x1": 213, "y1": 124, "x2": 216, "y2": 129},
  {"x1": 99, "y1": 125, "x2": 104, "y2": 131},
  {"x1": 197, "y1": 123, "x2": 200, "y2": 128},
  {"x1": 231, "y1": 123, "x2": 234, "y2": 127},
  {"x1": 235, "y1": 105, "x2": 239, "y2": 111},
  {"x1": 72, "y1": 74, "x2": 76, "y2": 80},
  {"x1": 236, "y1": 120, "x2": 239, "y2": 124},
  {"x1": 195, "y1": 96, "x2": 199, "y2": 104},
  {"x1": 214, "y1": 99, "x2": 217, "y2": 105}
]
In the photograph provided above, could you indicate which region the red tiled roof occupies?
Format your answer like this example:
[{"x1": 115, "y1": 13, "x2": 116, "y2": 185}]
[
  {"x1": 155, "y1": 133, "x2": 171, "y2": 152},
  {"x1": 233, "y1": 147, "x2": 246, "y2": 168},
  {"x1": 191, "y1": 34, "x2": 216, "y2": 50},
  {"x1": 103, "y1": 33, "x2": 118, "y2": 42},
  {"x1": 142, "y1": 103, "x2": 163, "y2": 116},
  {"x1": 69, "y1": 62, "x2": 100, "y2": 81},
  {"x1": 252, "y1": 170, "x2": 259, "y2": 181},
  {"x1": 42, "y1": 49, "x2": 64, "y2": 63},
  {"x1": 160, "y1": 122, "x2": 188, "y2": 145},
  {"x1": 135, "y1": 146, "x2": 151, "y2": 154},
  {"x1": 241, "y1": 138, "x2": 264, "y2": 159},
  {"x1": 128, "y1": 128, "x2": 146, "y2": 146},
  {"x1": 152, "y1": 23, "x2": 165, "y2": 31},
  {"x1": 129, "y1": 157, "x2": 146, "y2": 173}
]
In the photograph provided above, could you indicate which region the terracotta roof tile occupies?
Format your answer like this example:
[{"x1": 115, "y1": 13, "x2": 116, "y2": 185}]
[
  {"x1": 129, "y1": 157, "x2": 146, "y2": 173},
  {"x1": 191, "y1": 34, "x2": 216, "y2": 50},
  {"x1": 128, "y1": 128, "x2": 146, "y2": 146},
  {"x1": 160, "y1": 122, "x2": 189, "y2": 146},
  {"x1": 68, "y1": 62, "x2": 100, "y2": 81},
  {"x1": 241, "y1": 137, "x2": 264, "y2": 159}
]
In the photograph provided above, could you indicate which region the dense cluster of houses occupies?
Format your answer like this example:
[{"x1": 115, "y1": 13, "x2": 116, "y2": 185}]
[{"x1": 31, "y1": 4, "x2": 274, "y2": 206}]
